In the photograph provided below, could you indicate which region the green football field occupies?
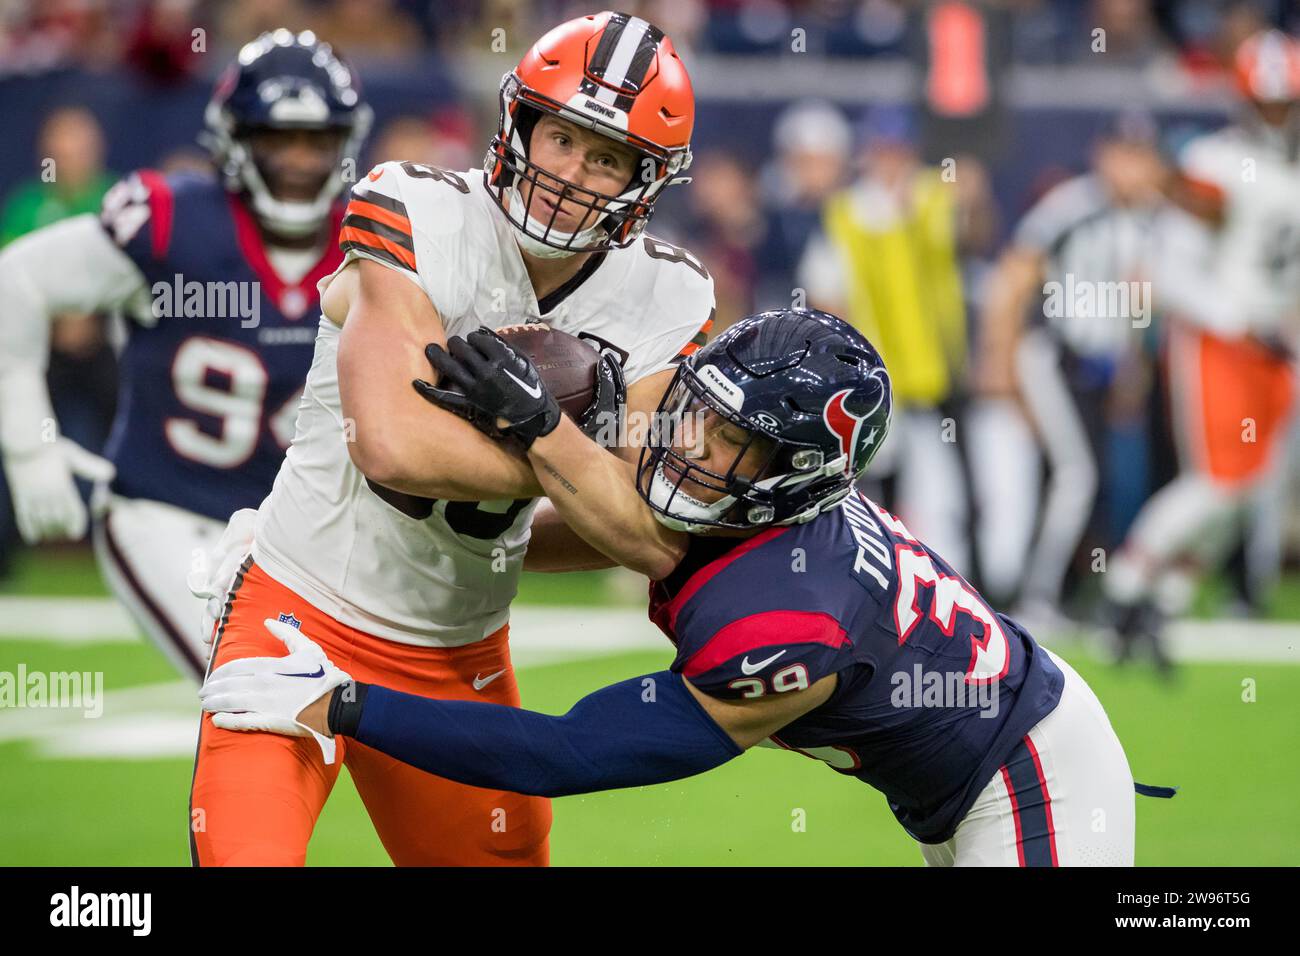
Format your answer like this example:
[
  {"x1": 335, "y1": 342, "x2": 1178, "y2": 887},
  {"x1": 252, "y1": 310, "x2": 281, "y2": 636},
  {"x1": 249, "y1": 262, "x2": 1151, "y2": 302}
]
[{"x1": 1, "y1": 550, "x2": 1297, "y2": 866}]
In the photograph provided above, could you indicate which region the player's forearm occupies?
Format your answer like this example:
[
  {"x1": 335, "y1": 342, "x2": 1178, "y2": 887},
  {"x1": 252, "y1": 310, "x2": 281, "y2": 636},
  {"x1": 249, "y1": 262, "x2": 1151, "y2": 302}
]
[
  {"x1": 326, "y1": 671, "x2": 742, "y2": 798},
  {"x1": 527, "y1": 417, "x2": 686, "y2": 580},
  {"x1": 350, "y1": 405, "x2": 543, "y2": 500},
  {"x1": 0, "y1": 366, "x2": 58, "y2": 458},
  {"x1": 0, "y1": 228, "x2": 78, "y2": 452},
  {"x1": 522, "y1": 499, "x2": 617, "y2": 571},
  {"x1": 338, "y1": 327, "x2": 543, "y2": 500}
]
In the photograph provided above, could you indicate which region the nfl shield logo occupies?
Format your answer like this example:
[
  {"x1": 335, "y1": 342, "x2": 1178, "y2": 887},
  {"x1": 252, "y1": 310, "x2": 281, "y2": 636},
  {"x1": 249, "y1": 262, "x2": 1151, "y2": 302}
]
[{"x1": 277, "y1": 612, "x2": 302, "y2": 630}]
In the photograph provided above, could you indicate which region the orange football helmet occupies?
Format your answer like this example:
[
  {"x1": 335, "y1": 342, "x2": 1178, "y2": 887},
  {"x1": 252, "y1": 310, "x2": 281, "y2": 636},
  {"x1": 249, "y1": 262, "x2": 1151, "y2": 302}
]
[
  {"x1": 485, "y1": 11, "x2": 695, "y2": 256},
  {"x1": 1234, "y1": 28, "x2": 1300, "y2": 104}
]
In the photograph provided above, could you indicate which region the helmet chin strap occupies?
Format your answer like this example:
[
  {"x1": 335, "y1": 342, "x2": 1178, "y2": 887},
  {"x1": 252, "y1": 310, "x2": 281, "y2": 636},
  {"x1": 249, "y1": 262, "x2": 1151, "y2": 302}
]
[
  {"x1": 648, "y1": 454, "x2": 853, "y2": 533},
  {"x1": 248, "y1": 191, "x2": 331, "y2": 239},
  {"x1": 648, "y1": 463, "x2": 731, "y2": 533}
]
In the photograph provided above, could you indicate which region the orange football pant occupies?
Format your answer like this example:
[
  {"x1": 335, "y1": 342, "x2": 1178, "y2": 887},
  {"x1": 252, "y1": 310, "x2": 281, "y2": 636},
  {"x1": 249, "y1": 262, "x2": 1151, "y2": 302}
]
[
  {"x1": 189, "y1": 561, "x2": 551, "y2": 866},
  {"x1": 1170, "y1": 325, "x2": 1296, "y2": 486}
]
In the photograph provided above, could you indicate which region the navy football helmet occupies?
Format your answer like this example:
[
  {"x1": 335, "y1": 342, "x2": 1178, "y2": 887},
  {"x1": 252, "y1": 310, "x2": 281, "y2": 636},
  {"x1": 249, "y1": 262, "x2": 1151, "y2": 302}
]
[
  {"x1": 202, "y1": 29, "x2": 372, "y2": 238},
  {"x1": 637, "y1": 309, "x2": 892, "y2": 532}
]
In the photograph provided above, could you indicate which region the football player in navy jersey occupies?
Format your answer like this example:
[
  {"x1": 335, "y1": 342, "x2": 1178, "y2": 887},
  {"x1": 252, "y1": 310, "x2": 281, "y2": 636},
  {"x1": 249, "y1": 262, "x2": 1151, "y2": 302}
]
[
  {"x1": 0, "y1": 30, "x2": 370, "y2": 679},
  {"x1": 200, "y1": 309, "x2": 1141, "y2": 866}
]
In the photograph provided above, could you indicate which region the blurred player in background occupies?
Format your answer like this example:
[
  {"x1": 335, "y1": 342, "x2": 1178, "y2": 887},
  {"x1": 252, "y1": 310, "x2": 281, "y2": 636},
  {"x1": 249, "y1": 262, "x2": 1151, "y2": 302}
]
[
  {"x1": 975, "y1": 113, "x2": 1168, "y2": 630},
  {"x1": 201, "y1": 311, "x2": 1141, "y2": 867},
  {"x1": 0, "y1": 29, "x2": 371, "y2": 679},
  {"x1": 1104, "y1": 28, "x2": 1300, "y2": 665},
  {"x1": 189, "y1": 11, "x2": 715, "y2": 866}
]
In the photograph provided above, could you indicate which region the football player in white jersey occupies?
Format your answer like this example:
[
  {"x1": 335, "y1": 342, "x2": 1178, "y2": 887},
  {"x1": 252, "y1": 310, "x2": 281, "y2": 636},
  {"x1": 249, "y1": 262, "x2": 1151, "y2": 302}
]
[
  {"x1": 0, "y1": 32, "x2": 370, "y2": 680},
  {"x1": 1105, "y1": 29, "x2": 1300, "y2": 664},
  {"x1": 188, "y1": 11, "x2": 716, "y2": 866}
]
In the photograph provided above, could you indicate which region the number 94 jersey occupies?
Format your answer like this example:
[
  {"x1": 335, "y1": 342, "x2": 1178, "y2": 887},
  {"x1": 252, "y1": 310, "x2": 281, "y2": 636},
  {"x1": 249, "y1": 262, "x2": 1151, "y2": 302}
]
[
  {"x1": 100, "y1": 170, "x2": 339, "y2": 521},
  {"x1": 650, "y1": 490, "x2": 1065, "y2": 845},
  {"x1": 251, "y1": 161, "x2": 715, "y2": 648}
]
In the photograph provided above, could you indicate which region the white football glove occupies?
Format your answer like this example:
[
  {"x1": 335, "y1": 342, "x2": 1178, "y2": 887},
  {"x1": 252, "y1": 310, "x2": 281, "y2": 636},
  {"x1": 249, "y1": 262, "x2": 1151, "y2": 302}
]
[
  {"x1": 199, "y1": 618, "x2": 352, "y2": 764},
  {"x1": 2, "y1": 437, "x2": 115, "y2": 544},
  {"x1": 186, "y1": 507, "x2": 258, "y2": 660}
]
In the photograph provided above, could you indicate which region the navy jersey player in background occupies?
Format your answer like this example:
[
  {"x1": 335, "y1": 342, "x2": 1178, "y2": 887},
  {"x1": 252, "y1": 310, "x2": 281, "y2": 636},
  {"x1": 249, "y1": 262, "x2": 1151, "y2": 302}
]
[
  {"x1": 0, "y1": 30, "x2": 370, "y2": 679},
  {"x1": 200, "y1": 309, "x2": 1141, "y2": 866}
]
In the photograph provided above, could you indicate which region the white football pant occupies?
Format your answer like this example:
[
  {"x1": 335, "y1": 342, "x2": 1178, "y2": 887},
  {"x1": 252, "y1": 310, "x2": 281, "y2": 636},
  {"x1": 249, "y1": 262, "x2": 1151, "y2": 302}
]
[
  {"x1": 92, "y1": 493, "x2": 225, "y2": 681},
  {"x1": 919, "y1": 649, "x2": 1136, "y2": 866}
]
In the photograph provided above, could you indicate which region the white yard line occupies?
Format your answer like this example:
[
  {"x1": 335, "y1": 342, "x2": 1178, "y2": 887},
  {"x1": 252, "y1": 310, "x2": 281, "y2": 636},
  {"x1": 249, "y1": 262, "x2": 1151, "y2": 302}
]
[
  {"x1": 0, "y1": 596, "x2": 1296, "y2": 662},
  {"x1": 0, "y1": 605, "x2": 667, "y2": 760},
  {"x1": 0, "y1": 597, "x2": 137, "y2": 642},
  {"x1": 0, "y1": 598, "x2": 1296, "y2": 761}
]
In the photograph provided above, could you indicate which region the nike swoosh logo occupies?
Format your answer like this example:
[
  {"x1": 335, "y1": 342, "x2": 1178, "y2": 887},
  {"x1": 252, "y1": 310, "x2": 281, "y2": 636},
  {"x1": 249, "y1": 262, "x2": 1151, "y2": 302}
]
[
  {"x1": 503, "y1": 368, "x2": 542, "y2": 399},
  {"x1": 473, "y1": 669, "x2": 507, "y2": 691},
  {"x1": 277, "y1": 667, "x2": 325, "y2": 679},
  {"x1": 740, "y1": 650, "x2": 786, "y2": 675}
]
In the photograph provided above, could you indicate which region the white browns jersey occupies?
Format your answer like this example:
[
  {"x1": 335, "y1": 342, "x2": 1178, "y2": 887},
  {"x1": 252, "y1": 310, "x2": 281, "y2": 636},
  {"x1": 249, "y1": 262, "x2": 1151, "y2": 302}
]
[
  {"x1": 1178, "y1": 125, "x2": 1300, "y2": 335},
  {"x1": 252, "y1": 161, "x2": 715, "y2": 646}
]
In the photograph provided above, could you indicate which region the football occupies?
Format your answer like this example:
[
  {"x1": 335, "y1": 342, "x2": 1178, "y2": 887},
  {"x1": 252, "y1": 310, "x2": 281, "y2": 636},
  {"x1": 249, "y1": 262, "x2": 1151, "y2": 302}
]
[{"x1": 497, "y1": 324, "x2": 599, "y2": 420}]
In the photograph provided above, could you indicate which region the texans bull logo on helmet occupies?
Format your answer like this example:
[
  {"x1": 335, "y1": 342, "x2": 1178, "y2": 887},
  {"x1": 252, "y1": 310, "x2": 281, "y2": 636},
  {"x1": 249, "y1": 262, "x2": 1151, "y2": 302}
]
[{"x1": 823, "y1": 379, "x2": 890, "y2": 476}]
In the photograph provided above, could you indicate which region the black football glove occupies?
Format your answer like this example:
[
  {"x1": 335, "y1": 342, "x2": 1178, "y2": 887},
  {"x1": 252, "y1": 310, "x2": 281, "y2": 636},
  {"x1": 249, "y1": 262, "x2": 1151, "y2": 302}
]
[
  {"x1": 413, "y1": 327, "x2": 562, "y2": 449},
  {"x1": 577, "y1": 348, "x2": 626, "y2": 446}
]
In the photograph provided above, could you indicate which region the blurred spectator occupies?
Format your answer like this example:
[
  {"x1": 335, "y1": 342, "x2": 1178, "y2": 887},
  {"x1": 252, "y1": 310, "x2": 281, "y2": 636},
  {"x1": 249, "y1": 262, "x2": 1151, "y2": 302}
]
[
  {"x1": 1080, "y1": 0, "x2": 1176, "y2": 66},
  {"x1": 367, "y1": 110, "x2": 479, "y2": 172},
  {"x1": 0, "y1": 0, "x2": 120, "y2": 76},
  {"x1": 798, "y1": 103, "x2": 971, "y2": 572},
  {"x1": 1214, "y1": 1, "x2": 1272, "y2": 63},
  {"x1": 0, "y1": 104, "x2": 118, "y2": 576},
  {"x1": 123, "y1": 0, "x2": 205, "y2": 84},
  {"x1": 678, "y1": 150, "x2": 765, "y2": 333},
  {"x1": 311, "y1": 0, "x2": 423, "y2": 59},
  {"x1": 639, "y1": 0, "x2": 707, "y2": 55},
  {"x1": 217, "y1": 0, "x2": 318, "y2": 51},
  {"x1": 755, "y1": 99, "x2": 852, "y2": 307},
  {"x1": 0, "y1": 107, "x2": 113, "y2": 244}
]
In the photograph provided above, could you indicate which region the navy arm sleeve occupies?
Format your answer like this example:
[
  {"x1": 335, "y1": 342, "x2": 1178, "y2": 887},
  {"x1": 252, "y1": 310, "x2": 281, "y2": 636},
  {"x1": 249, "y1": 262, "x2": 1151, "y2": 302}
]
[{"x1": 336, "y1": 670, "x2": 743, "y2": 798}]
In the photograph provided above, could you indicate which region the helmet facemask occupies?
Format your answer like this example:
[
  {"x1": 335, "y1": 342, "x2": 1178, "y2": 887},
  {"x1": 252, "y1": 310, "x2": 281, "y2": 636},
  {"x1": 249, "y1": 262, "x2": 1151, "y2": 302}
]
[
  {"x1": 637, "y1": 363, "x2": 853, "y2": 533},
  {"x1": 485, "y1": 72, "x2": 691, "y2": 257},
  {"x1": 205, "y1": 112, "x2": 371, "y2": 239}
]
